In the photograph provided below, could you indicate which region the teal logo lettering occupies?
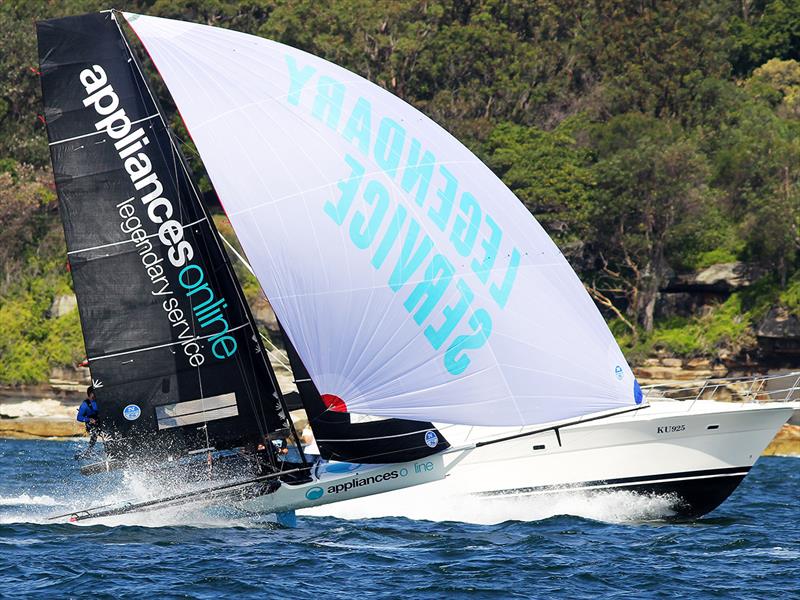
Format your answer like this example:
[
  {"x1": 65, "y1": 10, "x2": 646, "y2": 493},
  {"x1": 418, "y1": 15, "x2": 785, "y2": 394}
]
[{"x1": 284, "y1": 55, "x2": 522, "y2": 377}]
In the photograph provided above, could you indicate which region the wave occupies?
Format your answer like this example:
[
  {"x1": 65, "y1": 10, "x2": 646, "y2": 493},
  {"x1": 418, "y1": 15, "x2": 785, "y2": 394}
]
[{"x1": 0, "y1": 494, "x2": 62, "y2": 507}]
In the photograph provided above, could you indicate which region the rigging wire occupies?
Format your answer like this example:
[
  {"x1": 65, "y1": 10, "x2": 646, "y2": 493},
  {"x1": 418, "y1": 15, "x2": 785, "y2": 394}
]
[{"x1": 260, "y1": 333, "x2": 292, "y2": 372}]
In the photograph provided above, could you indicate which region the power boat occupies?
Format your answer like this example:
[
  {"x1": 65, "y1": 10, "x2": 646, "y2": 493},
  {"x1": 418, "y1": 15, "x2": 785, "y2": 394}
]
[{"x1": 241, "y1": 379, "x2": 797, "y2": 520}]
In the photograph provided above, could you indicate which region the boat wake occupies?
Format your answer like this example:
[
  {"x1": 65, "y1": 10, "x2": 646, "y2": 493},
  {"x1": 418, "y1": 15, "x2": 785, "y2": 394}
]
[
  {"x1": 2, "y1": 460, "x2": 678, "y2": 528},
  {"x1": 0, "y1": 464, "x2": 275, "y2": 528},
  {"x1": 300, "y1": 486, "x2": 680, "y2": 525},
  {"x1": 1, "y1": 484, "x2": 678, "y2": 528},
  {"x1": 0, "y1": 493, "x2": 67, "y2": 525},
  {"x1": 0, "y1": 492, "x2": 277, "y2": 529}
]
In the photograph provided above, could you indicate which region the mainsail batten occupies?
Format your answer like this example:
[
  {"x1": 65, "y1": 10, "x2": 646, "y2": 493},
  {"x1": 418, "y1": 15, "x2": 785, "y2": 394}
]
[
  {"x1": 37, "y1": 12, "x2": 289, "y2": 458},
  {"x1": 126, "y1": 12, "x2": 643, "y2": 427}
]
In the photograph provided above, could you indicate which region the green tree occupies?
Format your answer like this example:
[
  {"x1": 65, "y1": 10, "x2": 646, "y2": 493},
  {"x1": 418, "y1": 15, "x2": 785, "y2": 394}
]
[
  {"x1": 484, "y1": 121, "x2": 594, "y2": 248},
  {"x1": 729, "y1": 0, "x2": 800, "y2": 75},
  {"x1": 711, "y1": 96, "x2": 800, "y2": 283},
  {"x1": 746, "y1": 58, "x2": 800, "y2": 118},
  {"x1": 588, "y1": 114, "x2": 715, "y2": 334},
  {"x1": 0, "y1": 161, "x2": 57, "y2": 293}
]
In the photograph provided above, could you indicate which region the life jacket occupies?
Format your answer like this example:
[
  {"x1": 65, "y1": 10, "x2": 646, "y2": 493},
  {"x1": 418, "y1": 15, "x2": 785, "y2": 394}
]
[{"x1": 82, "y1": 399, "x2": 98, "y2": 419}]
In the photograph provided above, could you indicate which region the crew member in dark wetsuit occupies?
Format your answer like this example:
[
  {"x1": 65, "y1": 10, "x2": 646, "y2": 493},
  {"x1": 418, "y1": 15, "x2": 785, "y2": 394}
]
[{"x1": 76, "y1": 385, "x2": 99, "y2": 457}]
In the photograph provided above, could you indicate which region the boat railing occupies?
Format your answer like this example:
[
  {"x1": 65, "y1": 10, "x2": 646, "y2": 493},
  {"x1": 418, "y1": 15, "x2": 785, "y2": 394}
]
[{"x1": 640, "y1": 371, "x2": 800, "y2": 409}]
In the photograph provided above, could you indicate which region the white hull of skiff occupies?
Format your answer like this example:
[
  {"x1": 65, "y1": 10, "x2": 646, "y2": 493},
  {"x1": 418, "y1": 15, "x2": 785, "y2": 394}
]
[{"x1": 238, "y1": 400, "x2": 795, "y2": 519}]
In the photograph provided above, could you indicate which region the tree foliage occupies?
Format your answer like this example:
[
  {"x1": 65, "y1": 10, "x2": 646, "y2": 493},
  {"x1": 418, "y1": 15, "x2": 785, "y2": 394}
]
[{"x1": 1, "y1": 0, "x2": 799, "y2": 378}]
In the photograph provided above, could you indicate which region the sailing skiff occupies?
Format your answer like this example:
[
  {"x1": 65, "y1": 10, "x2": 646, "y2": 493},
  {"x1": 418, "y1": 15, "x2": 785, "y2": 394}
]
[{"x1": 36, "y1": 11, "x2": 797, "y2": 524}]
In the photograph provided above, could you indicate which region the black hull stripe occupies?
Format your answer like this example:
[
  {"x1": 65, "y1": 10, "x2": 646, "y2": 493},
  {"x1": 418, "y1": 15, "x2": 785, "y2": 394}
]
[{"x1": 480, "y1": 466, "x2": 752, "y2": 497}]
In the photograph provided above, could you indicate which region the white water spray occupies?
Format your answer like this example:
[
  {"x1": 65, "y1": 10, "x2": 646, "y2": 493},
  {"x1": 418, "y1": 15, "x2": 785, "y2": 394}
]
[{"x1": 299, "y1": 484, "x2": 680, "y2": 524}]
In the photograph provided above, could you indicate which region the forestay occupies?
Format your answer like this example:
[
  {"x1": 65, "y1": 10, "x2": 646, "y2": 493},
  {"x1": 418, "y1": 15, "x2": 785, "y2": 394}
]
[{"x1": 125, "y1": 12, "x2": 643, "y2": 426}]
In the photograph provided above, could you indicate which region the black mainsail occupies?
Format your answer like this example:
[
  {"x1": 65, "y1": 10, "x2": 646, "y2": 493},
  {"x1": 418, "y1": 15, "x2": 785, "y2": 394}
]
[{"x1": 37, "y1": 12, "x2": 290, "y2": 461}]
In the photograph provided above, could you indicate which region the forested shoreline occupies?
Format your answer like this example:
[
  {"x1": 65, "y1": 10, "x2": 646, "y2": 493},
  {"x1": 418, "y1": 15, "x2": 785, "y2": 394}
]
[{"x1": 1, "y1": 0, "x2": 799, "y2": 385}]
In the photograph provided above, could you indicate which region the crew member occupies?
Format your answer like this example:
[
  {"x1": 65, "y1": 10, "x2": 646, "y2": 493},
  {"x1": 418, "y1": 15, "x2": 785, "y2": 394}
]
[
  {"x1": 76, "y1": 385, "x2": 100, "y2": 456},
  {"x1": 301, "y1": 424, "x2": 320, "y2": 456}
]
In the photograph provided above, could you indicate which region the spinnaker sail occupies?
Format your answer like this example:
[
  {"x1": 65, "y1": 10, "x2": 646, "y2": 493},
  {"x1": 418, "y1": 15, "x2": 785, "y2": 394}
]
[
  {"x1": 125, "y1": 12, "x2": 644, "y2": 427},
  {"x1": 37, "y1": 12, "x2": 290, "y2": 459}
]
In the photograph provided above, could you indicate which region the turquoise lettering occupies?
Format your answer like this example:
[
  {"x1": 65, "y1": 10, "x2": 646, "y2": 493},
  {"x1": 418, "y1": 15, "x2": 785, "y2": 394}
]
[
  {"x1": 428, "y1": 165, "x2": 457, "y2": 231},
  {"x1": 350, "y1": 180, "x2": 389, "y2": 249},
  {"x1": 425, "y1": 278, "x2": 474, "y2": 350},
  {"x1": 471, "y1": 215, "x2": 502, "y2": 284},
  {"x1": 388, "y1": 218, "x2": 433, "y2": 292},
  {"x1": 490, "y1": 248, "x2": 521, "y2": 309},
  {"x1": 211, "y1": 335, "x2": 238, "y2": 359},
  {"x1": 285, "y1": 55, "x2": 316, "y2": 106},
  {"x1": 342, "y1": 97, "x2": 372, "y2": 155},
  {"x1": 401, "y1": 138, "x2": 435, "y2": 206},
  {"x1": 374, "y1": 117, "x2": 406, "y2": 176},
  {"x1": 371, "y1": 204, "x2": 407, "y2": 270},
  {"x1": 324, "y1": 154, "x2": 365, "y2": 225},
  {"x1": 404, "y1": 254, "x2": 454, "y2": 325},
  {"x1": 178, "y1": 264, "x2": 204, "y2": 289},
  {"x1": 312, "y1": 75, "x2": 346, "y2": 130},
  {"x1": 444, "y1": 308, "x2": 492, "y2": 375},
  {"x1": 450, "y1": 192, "x2": 481, "y2": 257}
]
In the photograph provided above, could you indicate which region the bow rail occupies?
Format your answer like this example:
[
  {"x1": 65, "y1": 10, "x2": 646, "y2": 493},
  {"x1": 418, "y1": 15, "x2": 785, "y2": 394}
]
[{"x1": 641, "y1": 371, "x2": 800, "y2": 407}]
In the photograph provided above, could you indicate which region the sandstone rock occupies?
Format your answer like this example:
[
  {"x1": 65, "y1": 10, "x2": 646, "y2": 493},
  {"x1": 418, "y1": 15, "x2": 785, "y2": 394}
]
[
  {"x1": 49, "y1": 365, "x2": 91, "y2": 387},
  {"x1": 48, "y1": 293, "x2": 77, "y2": 318},
  {"x1": 274, "y1": 366, "x2": 297, "y2": 394},
  {"x1": 665, "y1": 262, "x2": 766, "y2": 293},
  {"x1": 660, "y1": 358, "x2": 683, "y2": 368},
  {"x1": 0, "y1": 417, "x2": 83, "y2": 439},
  {"x1": 655, "y1": 291, "x2": 703, "y2": 319},
  {"x1": 0, "y1": 399, "x2": 75, "y2": 419},
  {"x1": 634, "y1": 366, "x2": 714, "y2": 382},
  {"x1": 757, "y1": 307, "x2": 800, "y2": 355},
  {"x1": 711, "y1": 364, "x2": 728, "y2": 376},
  {"x1": 686, "y1": 358, "x2": 712, "y2": 369},
  {"x1": 762, "y1": 424, "x2": 800, "y2": 456}
]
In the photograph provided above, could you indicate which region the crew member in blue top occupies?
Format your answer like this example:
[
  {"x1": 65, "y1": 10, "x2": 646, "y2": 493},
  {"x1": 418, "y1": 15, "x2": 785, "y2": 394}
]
[{"x1": 76, "y1": 385, "x2": 99, "y2": 456}]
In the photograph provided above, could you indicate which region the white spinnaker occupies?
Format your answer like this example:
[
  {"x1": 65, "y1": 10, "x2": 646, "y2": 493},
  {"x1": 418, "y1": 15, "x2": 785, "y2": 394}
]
[{"x1": 125, "y1": 12, "x2": 642, "y2": 426}]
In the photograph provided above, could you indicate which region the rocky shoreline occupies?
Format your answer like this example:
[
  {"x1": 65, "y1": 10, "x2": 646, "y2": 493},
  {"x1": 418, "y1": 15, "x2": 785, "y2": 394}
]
[{"x1": 1, "y1": 364, "x2": 797, "y2": 456}]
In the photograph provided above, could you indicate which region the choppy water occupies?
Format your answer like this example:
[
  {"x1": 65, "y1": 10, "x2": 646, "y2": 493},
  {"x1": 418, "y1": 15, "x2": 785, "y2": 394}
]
[{"x1": 0, "y1": 439, "x2": 797, "y2": 598}]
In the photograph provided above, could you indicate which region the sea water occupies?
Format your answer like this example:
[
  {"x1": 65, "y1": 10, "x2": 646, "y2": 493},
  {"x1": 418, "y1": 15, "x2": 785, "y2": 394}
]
[{"x1": 0, "y1": 439, "x2": 797, "y2": 598}]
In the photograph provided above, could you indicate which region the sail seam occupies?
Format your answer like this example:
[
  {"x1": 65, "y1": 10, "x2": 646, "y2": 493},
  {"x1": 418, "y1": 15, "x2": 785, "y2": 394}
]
[
  {"x1": 67, "y1": 216, "x2": 208, "y2": 255},
  {"x1": 48, "y1": 113, "x2": 160, "y2": 146},
  {"x1": 89, "y1": 322, "x2": 248, "y2": 362}
]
